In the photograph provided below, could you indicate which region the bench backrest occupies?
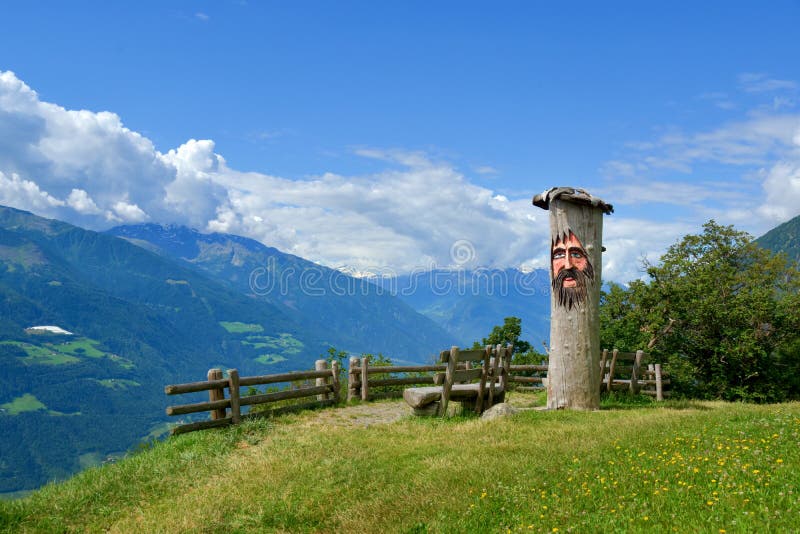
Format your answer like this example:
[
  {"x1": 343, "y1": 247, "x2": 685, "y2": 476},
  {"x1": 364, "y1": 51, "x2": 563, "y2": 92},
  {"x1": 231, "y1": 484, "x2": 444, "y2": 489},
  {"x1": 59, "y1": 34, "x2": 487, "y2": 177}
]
[{"x1": 439, "y1": 346, "x2": 491, "y2": 415}]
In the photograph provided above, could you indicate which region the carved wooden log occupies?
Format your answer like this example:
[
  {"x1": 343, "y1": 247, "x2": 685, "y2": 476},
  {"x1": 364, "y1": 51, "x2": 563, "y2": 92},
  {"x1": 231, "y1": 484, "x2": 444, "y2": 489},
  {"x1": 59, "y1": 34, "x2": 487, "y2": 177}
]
[
  {"x1": 534, "y1": 187, "x2": 612, "y2": 410},
  {"x1": 165, "y1": 375, "x2": 230, "y2": 395},
  {"x1": 368, "y1": 376, "x2": 435, "y2": 387},
  {"x1": 170, "y1": 417, "x2": 232, "y2": 435},
  {"x1": 364, "y1": 365, "x2": 444, "y2": 374}
]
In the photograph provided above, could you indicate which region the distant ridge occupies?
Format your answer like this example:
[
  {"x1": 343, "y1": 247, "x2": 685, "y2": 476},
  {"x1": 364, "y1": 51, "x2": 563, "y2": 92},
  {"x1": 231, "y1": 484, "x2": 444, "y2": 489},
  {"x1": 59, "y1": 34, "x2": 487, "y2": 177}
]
[
  {"x1": 107, "y1": 223, "x2": 457, "y2": 360},
  {"x1": 756, "y1": 213, "x2": 800, "y2": 263}
]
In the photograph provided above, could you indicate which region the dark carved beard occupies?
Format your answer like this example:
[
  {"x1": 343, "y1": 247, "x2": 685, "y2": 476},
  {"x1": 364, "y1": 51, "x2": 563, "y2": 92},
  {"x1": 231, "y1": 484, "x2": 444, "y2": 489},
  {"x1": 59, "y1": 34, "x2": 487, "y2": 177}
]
[{"x1": 552, "y1": 263, "x2": 594, "y2": 310}]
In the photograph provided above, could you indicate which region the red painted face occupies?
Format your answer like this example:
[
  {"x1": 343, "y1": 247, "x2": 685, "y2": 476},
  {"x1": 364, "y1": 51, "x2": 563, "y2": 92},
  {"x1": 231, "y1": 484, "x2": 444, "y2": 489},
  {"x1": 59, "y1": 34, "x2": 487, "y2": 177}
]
[{"x1": 551, "y1": 233, "x2": 589, "y2": 288}]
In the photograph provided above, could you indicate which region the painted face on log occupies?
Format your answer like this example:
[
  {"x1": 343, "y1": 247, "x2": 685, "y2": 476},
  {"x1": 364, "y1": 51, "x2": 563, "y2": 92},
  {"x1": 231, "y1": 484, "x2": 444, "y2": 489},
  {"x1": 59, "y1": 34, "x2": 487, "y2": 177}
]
[{"x1": 551, "y1": 231, "x2": 594, "y2": 309}]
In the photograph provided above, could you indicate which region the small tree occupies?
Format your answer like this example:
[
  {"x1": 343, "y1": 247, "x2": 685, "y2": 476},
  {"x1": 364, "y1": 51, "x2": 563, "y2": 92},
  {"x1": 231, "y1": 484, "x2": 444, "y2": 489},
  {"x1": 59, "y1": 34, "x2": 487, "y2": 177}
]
[
  {"x1": 473, "y1": 316, "x2": 531, "y2": 354},
  {"x1": 473, "y1": 317, "x2": 546, "y2": 365}
]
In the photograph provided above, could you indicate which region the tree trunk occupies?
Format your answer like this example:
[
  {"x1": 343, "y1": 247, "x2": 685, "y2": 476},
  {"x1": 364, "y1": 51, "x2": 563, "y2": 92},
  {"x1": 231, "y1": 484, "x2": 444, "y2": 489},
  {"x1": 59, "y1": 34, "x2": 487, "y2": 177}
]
[{"x1": 534, "y1": 188, "x2": 612, "y2": 411}]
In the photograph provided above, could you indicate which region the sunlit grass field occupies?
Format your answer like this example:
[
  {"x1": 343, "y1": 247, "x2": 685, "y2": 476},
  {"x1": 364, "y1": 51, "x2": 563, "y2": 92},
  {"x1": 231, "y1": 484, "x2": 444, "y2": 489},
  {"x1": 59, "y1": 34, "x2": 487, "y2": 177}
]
[{"x1": 1, "y1": 396, "x2": 798, "y2": 533}]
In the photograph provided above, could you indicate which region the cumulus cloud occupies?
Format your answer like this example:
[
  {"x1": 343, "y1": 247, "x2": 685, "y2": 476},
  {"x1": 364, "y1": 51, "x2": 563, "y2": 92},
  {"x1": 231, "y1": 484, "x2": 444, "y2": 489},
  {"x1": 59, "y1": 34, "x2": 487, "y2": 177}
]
[
  {"x1": 0, "y1": 70, "x2": 177, "y2": 226},
  {"x1": 202, "y1": 154, "x2": 546, "y2": 272},
  {"x1": 3, "y1": 69, "x2": 800, "y2": 286},
  {"x1": 112, "y1": 200, "x2": 149, "y2": 222},
  {"x1": 66, "y1": 189, "x2": 102, "y2": 215},
  {"x1": 0, "y1": 70, "x2": 555, "y2": 276},
  {"x1": 0, "y1": 171, "x2": 64, "y2": 211},
  {"x1": 757, "y1": 161, "x2": 800, "y2": 222}
]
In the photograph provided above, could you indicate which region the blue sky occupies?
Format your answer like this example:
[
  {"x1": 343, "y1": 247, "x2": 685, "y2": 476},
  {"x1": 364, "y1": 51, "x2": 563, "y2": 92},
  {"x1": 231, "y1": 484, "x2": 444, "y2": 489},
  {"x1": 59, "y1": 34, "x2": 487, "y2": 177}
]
[{"x1": 1, "y1": 1, "x2": 799, "y2": 282}]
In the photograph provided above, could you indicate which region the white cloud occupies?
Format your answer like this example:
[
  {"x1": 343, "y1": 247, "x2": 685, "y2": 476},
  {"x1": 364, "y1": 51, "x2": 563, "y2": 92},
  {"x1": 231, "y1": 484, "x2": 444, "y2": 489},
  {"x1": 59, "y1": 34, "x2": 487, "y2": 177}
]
[
  {"x1": 0, "y1": 70, "x2": 556, "y2": 275},
  {"x1": 739, "y1": 73, "x2": 798, "y2": 94},
  {"x1": 602, "y1": 105, "x2": 800, "y2": 236},
  {"x1": 757, "y1": 161, "x2": 800, "y2": 222},
  {"x1": 66, "y1": 189, "x2": 102, "y2": 215},
  {"x1": 474, "y1": 165, "x2": 499, "y2": 175},
  {"x1": 112, "y1": 200, "x2": 149, "y2": 222},
  {"x1": 201, "y1": 154, "x2": 547, "y2": 273},
  {"x1": 0, "y1": 70, "x2": 176, "y2": 227},
  {"x1": 0, "y1": 171, "x2": 64, "y2": 211}
]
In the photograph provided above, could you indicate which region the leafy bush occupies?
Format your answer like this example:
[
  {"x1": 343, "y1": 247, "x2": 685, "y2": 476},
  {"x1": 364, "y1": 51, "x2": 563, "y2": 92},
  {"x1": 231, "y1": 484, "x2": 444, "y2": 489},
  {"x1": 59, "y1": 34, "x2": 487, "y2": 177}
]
[{"x1": 600, "y1": 221, "x2": 800, "y2": 402}]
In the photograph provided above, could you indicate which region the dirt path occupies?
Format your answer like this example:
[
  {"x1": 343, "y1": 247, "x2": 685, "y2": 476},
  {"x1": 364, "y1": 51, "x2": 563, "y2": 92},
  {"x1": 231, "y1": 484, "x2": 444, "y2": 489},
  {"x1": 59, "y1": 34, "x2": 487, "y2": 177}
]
[
  {"x1": 292, "y1": 399, "x2": 410, "y2": 428},
  {"x1": 289, "y1": 391, "x2": 543, "y2": 429}
]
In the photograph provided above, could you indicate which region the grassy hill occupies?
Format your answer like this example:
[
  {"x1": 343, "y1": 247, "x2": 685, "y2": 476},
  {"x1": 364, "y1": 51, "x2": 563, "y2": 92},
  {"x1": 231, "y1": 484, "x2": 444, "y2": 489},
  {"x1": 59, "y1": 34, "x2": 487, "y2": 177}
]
[
  {"x1": 0, "y1": 206, "x2": 333, "y2": 494},
  {"x1": 1, "y1": 396, "x2": 797, "y2": 532}
]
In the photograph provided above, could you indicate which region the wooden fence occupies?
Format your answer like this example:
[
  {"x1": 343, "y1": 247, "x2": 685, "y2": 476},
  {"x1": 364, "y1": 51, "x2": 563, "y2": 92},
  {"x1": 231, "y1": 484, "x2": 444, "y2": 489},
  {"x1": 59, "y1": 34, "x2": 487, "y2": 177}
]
[
  {"x1": 346, "y1": 356, "x2": 444, "y2": 401},
  {"x1": 347, "y1": 355, "x2": 502, "y2": 401},
  {"x1": 165, "y1": 349, "x2": 669, "y2": 434},
  {"x1": 164, "y1": 360, "x2": 340, "y2": 435},
  {"x1": 599, "y1": 349, "x2": 670, "y2": 400},
  {"x1": 503, "y1": 350, "x2": 671, "y2": 399}
]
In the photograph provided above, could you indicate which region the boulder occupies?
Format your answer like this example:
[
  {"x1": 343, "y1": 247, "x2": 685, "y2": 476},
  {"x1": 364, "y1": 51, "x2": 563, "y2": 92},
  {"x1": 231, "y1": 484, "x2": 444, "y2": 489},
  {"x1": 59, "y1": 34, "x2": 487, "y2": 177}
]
[{"x1": 481, "y1": 402, "x2": 519, "y2": 421}]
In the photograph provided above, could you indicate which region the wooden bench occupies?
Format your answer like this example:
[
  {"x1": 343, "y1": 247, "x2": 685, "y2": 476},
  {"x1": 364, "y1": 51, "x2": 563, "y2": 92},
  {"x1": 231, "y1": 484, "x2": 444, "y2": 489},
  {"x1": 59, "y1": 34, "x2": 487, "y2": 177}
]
[{"x1": 403, "y1": 344, "x2": 512, "y2": 416}]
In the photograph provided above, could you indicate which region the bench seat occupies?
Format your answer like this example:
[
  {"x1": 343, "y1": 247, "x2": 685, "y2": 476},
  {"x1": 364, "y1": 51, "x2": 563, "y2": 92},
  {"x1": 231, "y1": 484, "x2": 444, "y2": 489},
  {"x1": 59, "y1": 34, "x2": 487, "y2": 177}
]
[{"x1": 403, "y1": 383, "x2": 506, "y2": 409}]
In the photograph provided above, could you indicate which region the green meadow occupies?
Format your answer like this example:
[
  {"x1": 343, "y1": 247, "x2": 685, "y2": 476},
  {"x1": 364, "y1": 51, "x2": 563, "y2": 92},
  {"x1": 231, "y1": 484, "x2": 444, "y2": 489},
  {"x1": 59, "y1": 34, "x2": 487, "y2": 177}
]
[
  {"x1": 1, "y1": 338, "x2": 133, "y2": 369},
  {"x1": 219, "y1": 321, "x2": 264, "y2": 334},
  {"x1": 1, "y1": 396, "x2": 797, "y2": 533},
  {"x1": 0, "y1": 394, "x2": 46, "y2": 416}
]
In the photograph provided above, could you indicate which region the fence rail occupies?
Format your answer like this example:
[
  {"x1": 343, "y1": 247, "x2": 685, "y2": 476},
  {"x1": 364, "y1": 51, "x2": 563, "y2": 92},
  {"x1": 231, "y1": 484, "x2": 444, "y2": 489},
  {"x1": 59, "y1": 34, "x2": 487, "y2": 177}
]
[
  {"x1": 164, "y1": 361, "x2": 340, "y2": 435},
  {"x1": 346, "y1": 356, "x2": 450, "y2": 401},
  {"x1": 599, "y1": 349, "x2": 670, "y2": 400}
]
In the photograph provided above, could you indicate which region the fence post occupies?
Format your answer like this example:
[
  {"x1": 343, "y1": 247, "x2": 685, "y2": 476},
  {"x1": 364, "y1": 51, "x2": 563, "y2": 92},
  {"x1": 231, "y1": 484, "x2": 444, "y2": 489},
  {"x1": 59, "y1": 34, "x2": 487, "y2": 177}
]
[
  {"x1": 207, "y1": 368, "x2": 227, "y2": 420},
  {"x1": 331, "y1": 360, "x2": 341, "y2": 403},
  {"x1": 348, "y1": 357, "x2": 360, "y2": 402},
  {"x1": 228, "y1": 369, "x2": 241, "y2": 425},
  {"x1": 599, "y1": 349, "x2": 608, "y2": 392},
  {"x1": 361, "y1": 355, "x2": 370, "y2": 401},
  {"x1": 655, "y1": 363, "x2": 663, "y2": 401},
  {"x1": 630, "y1": 350, "x2": 643, "y2": 394},
  {"x1": 607, "y1": 349, "x2": 618, "y2": 392},
  {"x1": 316, "y1": 360, "x2": 329, "y2": 401}
]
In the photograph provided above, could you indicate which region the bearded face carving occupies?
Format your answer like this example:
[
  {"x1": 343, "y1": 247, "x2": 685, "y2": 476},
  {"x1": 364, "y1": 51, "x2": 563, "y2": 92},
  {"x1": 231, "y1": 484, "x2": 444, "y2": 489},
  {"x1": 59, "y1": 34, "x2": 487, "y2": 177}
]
[{"x1": 551, "y1": 231, "x2": 594, "y2": 310}]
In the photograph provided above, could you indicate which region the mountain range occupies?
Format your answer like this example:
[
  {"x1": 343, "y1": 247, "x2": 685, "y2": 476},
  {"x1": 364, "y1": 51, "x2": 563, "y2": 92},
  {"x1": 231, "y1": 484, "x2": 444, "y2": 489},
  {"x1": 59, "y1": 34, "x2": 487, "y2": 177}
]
[{"x1": 0, "y1": 206, "x2": 458, "y2": 495}]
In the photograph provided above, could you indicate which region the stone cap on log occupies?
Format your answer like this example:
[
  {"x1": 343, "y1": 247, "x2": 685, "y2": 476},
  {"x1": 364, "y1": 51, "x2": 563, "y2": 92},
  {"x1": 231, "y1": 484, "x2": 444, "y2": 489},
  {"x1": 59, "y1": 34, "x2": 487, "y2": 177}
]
[{"x1": 532, "y1": 187, "x2": 614, "y2": 215}]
